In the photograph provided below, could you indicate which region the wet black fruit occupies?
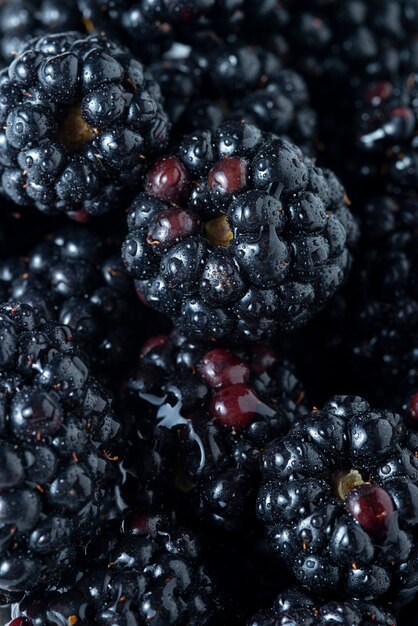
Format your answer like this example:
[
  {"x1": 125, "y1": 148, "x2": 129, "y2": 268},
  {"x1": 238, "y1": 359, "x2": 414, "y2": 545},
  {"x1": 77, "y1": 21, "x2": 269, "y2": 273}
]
[
  {"x1": 122, "y1": 120, "x2": 358, "y2": 341},
  {"x1": 13, "y1": 510, "x2": 226, "y2": 626},
  {"x1": 0, "y1": 31, "x2": 169, "y2": 216},
  {"x1": 0, "y1": 301, "x2": 120, "y2": 602},
  {"x1": 258, "y1": 394, "x2": 418, "y2": 605},
  {"x1": 123, "y1": 333, "x2": 307, "y2": 531}
]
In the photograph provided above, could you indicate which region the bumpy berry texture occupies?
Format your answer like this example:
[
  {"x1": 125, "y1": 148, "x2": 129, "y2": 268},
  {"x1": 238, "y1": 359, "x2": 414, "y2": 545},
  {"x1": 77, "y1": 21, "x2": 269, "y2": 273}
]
[
  {"x1": 0, "y1": 0, "x2": 83, "y2": 61},
  {"x1": 348, "y1": 195, "x2": 418, "y2": 402},
  {"x1": 123, "y1": 333, "x2": 307, "y2": 531},
  {"x1": 248, "y1": 587, "x2": 397, "y2": 626},
  {"x1": 288, "y1": 0, "x2": 418, "y2": 84},
  {"x1": 0, "y1": 302, "x2": 120, "y2": 602},
  {"x1": 0, "y1": 225, "x2": 144, "y2": 385},
  {"x1": 258, "y1": 395, "x2": 418, "y2": 604},
  {"x1": 151, "y1": 48, "x2": 317, "y2": 153},
  {"x1": 75, "y1": 0, "x2": 289, "y2": 55},
  {"x1": 0, "y1": 31, "x2": 169, "y2": 216},
  {"x1": 13, "y1": 510, "x2": 226, "y2": 626},
  {"x1": 122, "y1": 120, "x2": 358, "y2": 341},
  {"x1": 352, "y1": 75, "x2": 418, "y2": 192}
]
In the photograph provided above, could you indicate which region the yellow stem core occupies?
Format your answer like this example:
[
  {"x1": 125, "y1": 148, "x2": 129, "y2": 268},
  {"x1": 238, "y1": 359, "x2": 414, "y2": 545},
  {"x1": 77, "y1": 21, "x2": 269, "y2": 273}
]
[
  {"x1": 334, "y1": 469, "x2": 365, "y2": 501},
  {"x1": 205, "y1": 214, "x2": 234, "y2": 247},
  {"x1": 59, "y1": 105, "x2": 96, "y2": 152}
]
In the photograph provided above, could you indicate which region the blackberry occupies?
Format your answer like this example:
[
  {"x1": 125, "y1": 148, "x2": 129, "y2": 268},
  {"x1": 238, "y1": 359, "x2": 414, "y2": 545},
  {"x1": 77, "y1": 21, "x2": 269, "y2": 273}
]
[
  {"x1": 75, "y1": 0, "x2": 289, "y2": 56},
  {"x1": 0, "y1": 224, "x2": 145, "y2": 385},
  {"x1": 0, "y1": 301, "x2": 120, "y2": 602},
  {"x1": 0, "y1": 31, "x2": 170, "y2": 217},
  {"x1": 12, "y1": 510, "x2": 226, "y2": 626},
  {"x1": 122, "y1": 120, "x2": 358, "y2": 341},
  {"x1": 351, "y1": 75, "x2": 418, "y2": 193},
  {"x1": 257, "y1": 394, "x2": 418, "y2": 604},
  {"x1": 123, "y1": 333, "x2": 307, "y2": 531},
  {"x1": 150, "y1": 48, "x2": 317, "y2": 153},
  {"x1": 346, "y1": 195, "x2": 418, "y2": 403},
  {"x1": 248, "y1": 587, "x2": 397, "y2": 626},
  {"x1": 287, "y1": 0, "x2": 418, "y2": 85},
  {"x1": 0, "y1": 1, "x2": 83, "y2": 61}
]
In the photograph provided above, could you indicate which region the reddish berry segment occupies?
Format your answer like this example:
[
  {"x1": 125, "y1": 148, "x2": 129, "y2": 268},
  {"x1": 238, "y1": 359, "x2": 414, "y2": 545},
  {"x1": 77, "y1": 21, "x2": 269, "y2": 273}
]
[
  {"x1": 407, "y1": 392, "x2": 418, "y2": 429},
  {"x1": 199, "y1": 348, "x2": 250, "y2": 389},
  {"x1": 363, "y1": 81, "x2": 393, "y2": 106},
  {"x1": 140, "y1": 335, "x2": 169, "y2": 358},
  {"x1": 208, "y1": 157, "x2": 247, "y2": 194},
  {"x1": 147, "y1": 209, "x2": 199, "y2": 249},
  {"x1": 248, "y1": 343, "x2": 278, "y2": 375},
  {"x1": 209, "y1": 383, "x2": 260, "y2": 429},
  {"x1": 145, "y1": 156, "x2": 191, "y2": 205},
  {"x1": 345, "y1": 484, "x2": 395, "y2": 539}
]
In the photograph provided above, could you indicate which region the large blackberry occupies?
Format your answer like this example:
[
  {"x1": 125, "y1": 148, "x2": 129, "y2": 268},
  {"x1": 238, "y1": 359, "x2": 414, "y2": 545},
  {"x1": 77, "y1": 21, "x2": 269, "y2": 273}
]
[
  {"x1": 123, "y1": 333, "x2": 307, "y2": 531},
  {"x1": 0, "y1": 301, "x2": 120, "y2": 602},
  {"x1": 0, "y1": 31, "x2": 169, "y2": 217},
  {"x1": 122, "y1": 120, "x2": 358, "y2": 341},
  {"x1": 0, "y1": 224, "x2": 145, "y2": 385},
  {"x1": 258, "y1": 395, "x2": 418, "y2": 605},
  {"x1": 248, "y1": 587, "x2": 397, "y2": 626},
  {"x1": 12, "y1": 510, "x2": 226, "y2": 626},
  {"x1": 0, "y1": 1, "x2": 83, "y2": 61}
]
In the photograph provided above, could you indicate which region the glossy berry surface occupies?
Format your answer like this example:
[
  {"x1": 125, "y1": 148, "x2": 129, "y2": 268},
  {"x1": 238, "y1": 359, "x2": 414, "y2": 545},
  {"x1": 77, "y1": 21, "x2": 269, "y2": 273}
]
[
  {"x1": 0, "y1": 31, "x2": 169, "y2": 216},
  {"x1": 0, "y1": 225, "x2": 144, "y2": 385},
  {"x1": 257, "y1": 395, "x2": 418, "y2": 603},
  {"x1": 0, "y1": 0, "x2": 83, "y2": 61},
  {"x1": 12, "y1": 510, "x2": 226, "y2": 626},
  {"x1": 0, "y1": 302, "x2": 120, "y2": 602},
  {"x1": 248, "y1": 586, "x2": 397, "y2": 626},
  {"x1": 123, "y1": 333, "x2": 307, "y2": 531},
  {"x1": 122, "y1": 120, "x2": 358, "y2": 342}
]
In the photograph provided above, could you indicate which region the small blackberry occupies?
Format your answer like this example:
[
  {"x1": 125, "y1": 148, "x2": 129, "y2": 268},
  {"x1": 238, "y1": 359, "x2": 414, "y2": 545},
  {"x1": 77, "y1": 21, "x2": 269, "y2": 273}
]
[
  {"x1": 13, "y1": 510, "x2": 226, "y2": 626},
  {"x1": 258, "y1": 395, "x2": 418, "y2": 604},
  {"x1": 248, "y1": 587, "x2": 396, "y2": 626},
  {"x1": 0, "y1": 1, "x2": 83, "y2": 61},
  {"x1": 123, "y1": 333, "x2": 307, "y2": 531},
  {"x1": 122, "y1": 120, "x2": 358, "y2": 341},
  {"x1": 0, "y1": 301, "x2": 120, "y2": 602},
  {"x1": 0, "y1": 31, "x2": 169, "y2": 216},
  {"x1": 0, "y1": 224, "x2": 144, "y2": 385}
]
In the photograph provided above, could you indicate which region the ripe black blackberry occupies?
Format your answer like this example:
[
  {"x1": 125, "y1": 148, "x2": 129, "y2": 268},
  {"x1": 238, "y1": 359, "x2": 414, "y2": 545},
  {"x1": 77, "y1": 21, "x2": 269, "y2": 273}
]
[
  {"x1": 75, "y1": 0, "x2": 289, "y2": 56},
  {"x1": 0, "y1": 31, "x2": 170, "y2": 217},
  {"x1": 258, "y1": 394, "x2": 418, "y2": 604},
  {"x1": 0, "y1": 224, "x2": 145, "y2": 386},
  {"x1": 0, "y1": 301, "x2": 121, "y2": 602},
  {"x1": 287, "y1": 0, "x2": 418, "y2": 85},
  {"x1": 0, "y1": 1, "x2": 83, "y2": 61},
  {"x1": 150, "y1": 48, "x2": 317, "y2": 153},
  {"x1": 351, "y1": 74, "x2": 418, "y2": 192},
  {"x1": 12, "y1": 510, "x2": 226, "y2": 626},
  {"x1": 122, "y1": 120, "x2": 358, "y2": 341},
  {"x1": 123, "y1": 333, "x2": 307, "y2": 531},
  {"x1": 248, "y1": 587, "x2": 397, "y2": 626}
]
